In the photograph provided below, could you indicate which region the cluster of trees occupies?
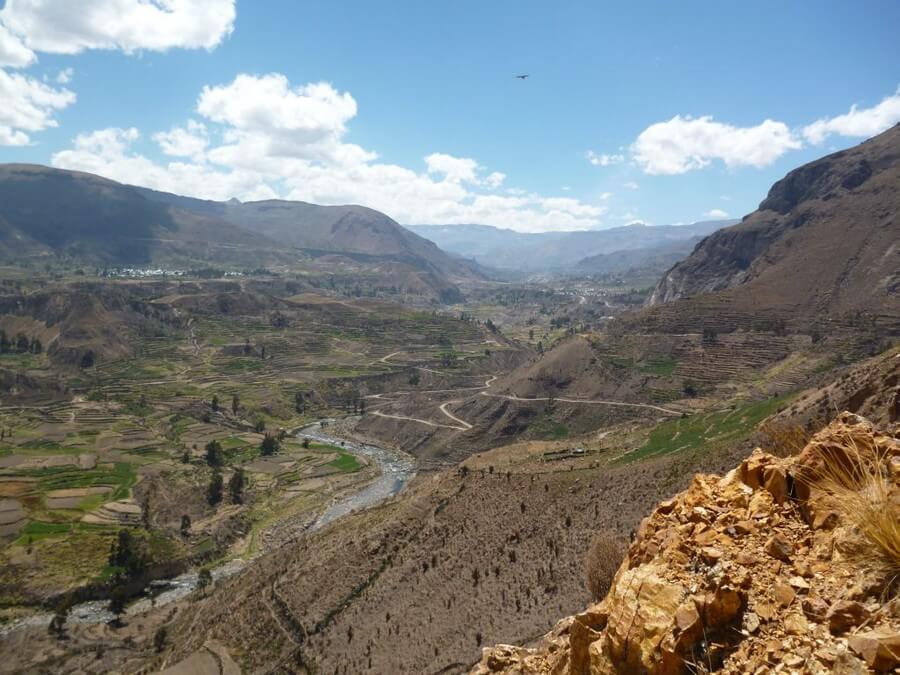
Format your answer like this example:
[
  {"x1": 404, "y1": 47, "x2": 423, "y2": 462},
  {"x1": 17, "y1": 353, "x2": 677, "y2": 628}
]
[
  {"x1": 343, "y1": 394, "x2": 366, "y2": 414},
  {"x1": 0, "y1": 330, "x2": 42, "y2": 355},
  {"x1": 260, "y1": 433, "x2": 280, "y2": 456}
]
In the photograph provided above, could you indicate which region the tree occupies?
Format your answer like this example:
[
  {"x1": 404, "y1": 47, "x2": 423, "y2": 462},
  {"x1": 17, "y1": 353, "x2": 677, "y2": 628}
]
[
  {"x1": 260, "y1": 433, "x2": 279, "y2": 457},
  {"x1": 0, "y1": 330, "x2": 8, "y2": 353},
  {"x1": 108, "y1": 530, "x2": 146, "y2": 579},
  {"x1": 108, "y1": 586, "x2": 128, "y2": 626},
  {"x1": 301, "y1": 437, "x2": 310, "y2": 449},
  {"x1": 180, "y1": 514, "x2": 191, "y2": 537},
  {"x1": 211, "y1": 395, "x2": 219, "y2": 412},
  {"x1": 29, "y1": 337, "x2": 42, "y2": 354},
  {"x1": 204, "y1": 440, "x2": 223, "y2": 467},
  {"x1": 294, "y1": 391, "x2": 305, "y2": 414},
  {"x1": 153, "y1": 626, "x2": 168, "y2": 652},
  {"x1": 181, "y1": 449, "x2": 190, "y2": 464},
  {"x1": 408, "y1": 371, "x2": 420, "y2": 386},
  {"x1": 15, "y1": 332, "x2": 29, "y2": 353},
  {"x1": 229, "y1": 467, "x2": 246, "y2": 504},
  {"x1": 80, "y1": 350, "x2": 95, "y2": 369},
  {"x1": 231, "y1": 394, "x2": 240, "y2": 416},
  {"x1": 197, "y1": 568, "x2": 212, "y2": 591},
  {"x1": 537, "y1": 341, "x2": 544, "y2": 355},
  {"x1": 207, "y1": 470, "x2": 224, "y2": 506},
  {"x1": 683, "y1": 380, "x2": 699, "y2": 397},
  {"x1": 48, "y1": 596, "x2": 73, "y2": 639},
  {"x1": 254, "y1": 419, "x2": 265, "y2": 433}
]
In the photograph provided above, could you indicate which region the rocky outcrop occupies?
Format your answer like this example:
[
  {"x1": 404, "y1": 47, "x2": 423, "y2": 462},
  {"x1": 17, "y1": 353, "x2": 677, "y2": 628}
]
[
  {"x1": 473, "y1": 413, "x2": 900, "y2": 674},
  {"x1": 642, "y1": 124, "x2": 900, "y2": 328}
]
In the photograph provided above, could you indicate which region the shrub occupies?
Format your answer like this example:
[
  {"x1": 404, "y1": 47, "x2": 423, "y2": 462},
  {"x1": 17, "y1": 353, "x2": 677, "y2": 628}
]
[
  {"x1": 584, "y1": 531, "x2": 625, "y2": 601},
  {"x1": 801, "y1": 431, "x2": 900, "y2": 587}
]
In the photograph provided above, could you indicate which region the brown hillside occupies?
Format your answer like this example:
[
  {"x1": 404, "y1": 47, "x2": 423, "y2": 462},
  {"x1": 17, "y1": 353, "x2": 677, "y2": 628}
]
[
  {"x1": 475, "y1": 413, "x2": 900, "y2": 674},
  {"x1": 642, "y1": 125, "x2": 900, "y2": 334}
]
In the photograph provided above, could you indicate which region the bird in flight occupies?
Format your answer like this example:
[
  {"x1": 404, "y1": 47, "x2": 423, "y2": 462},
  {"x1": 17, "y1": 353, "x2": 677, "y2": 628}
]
[{"x1": 515, "y1": 74, "x2": 529, "y2": 80}]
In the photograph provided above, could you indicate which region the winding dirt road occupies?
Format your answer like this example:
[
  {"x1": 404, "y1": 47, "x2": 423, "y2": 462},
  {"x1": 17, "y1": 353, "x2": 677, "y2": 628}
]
[{"x1": 366, "y1": 372, "x2": 681, "y2": 433}]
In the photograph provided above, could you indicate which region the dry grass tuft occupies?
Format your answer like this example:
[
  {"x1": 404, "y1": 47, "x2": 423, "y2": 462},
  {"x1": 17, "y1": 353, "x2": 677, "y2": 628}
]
[
  {"x1": 803, "y1": 430, "x2": 900, "y2": 589},
  {"x1": 759, "y1": 420, "x2": 817, "y2": 457},
  {"x1": 584, "y1": 531, "x2": 625, "y2": 601}
]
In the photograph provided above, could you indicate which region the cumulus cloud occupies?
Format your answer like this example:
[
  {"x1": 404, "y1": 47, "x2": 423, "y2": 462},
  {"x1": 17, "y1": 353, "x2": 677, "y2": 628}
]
[
  {"x1": 802, "y1": 88, "x2": 900, "y2": 144},
  {"x1": 425, "y1": 153, "x2": 479, "y2": 183},
  {"x1": 586, "y1": 150, "x2": 624, "y2": 166},
  {"x1": 704, "y1": 208, "x2": 729, "y2": 218},
  {"x1": 153, "y1": 120, "x2": 209, "y2": 160},
  {"x1": 0, "y1": 1, "x2": 235, "y2": 145},
  {"x1": 0, "y1": 21, "x2": 34, "y2": 67},
  {"x1": 0, "y1": 0, "x2": 235, "y2": 60},
  {"x1": 51, "y1": 72, "x2": 606, "y2": 233},
  {"x1": 52, "y1": 126, "x2": 278, "y2": 201},
  {"x1": 632, "y1": 115, "x2": 801, "y2": 175},
  {"x1": 0, "y1": 68, "x2": 75, "y2": 145}
]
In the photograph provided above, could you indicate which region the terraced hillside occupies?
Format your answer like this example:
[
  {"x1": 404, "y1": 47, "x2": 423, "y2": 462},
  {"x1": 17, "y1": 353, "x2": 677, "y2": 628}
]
[{"x1": 0, "y1": 277, "x2": 518, "y2": 605}]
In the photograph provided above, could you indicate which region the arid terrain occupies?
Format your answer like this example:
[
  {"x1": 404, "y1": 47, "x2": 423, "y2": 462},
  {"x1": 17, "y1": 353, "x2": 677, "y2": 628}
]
[{"x1": 0, "y1": 126, "x2": 898, "y2": 675}]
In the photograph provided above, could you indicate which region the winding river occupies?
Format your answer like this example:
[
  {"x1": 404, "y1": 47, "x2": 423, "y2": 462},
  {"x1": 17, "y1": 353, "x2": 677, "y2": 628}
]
[{"x1": 0, "y1": 421, "x2": 415, "y2": 634}]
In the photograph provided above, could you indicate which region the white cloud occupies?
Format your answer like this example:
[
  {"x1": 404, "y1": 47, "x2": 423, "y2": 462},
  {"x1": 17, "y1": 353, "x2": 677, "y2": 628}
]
[
  {"x1": 0, "y1": 1, "x2": 235, "y2": 145},
  {"x1": 0, "y1": 0, "x2": 235, "y2": 57},
  {"x1": 720, "y1": 195, "x2": 731, "y2": 201},
  {"x1": 0, "y1": 68, "x2": 75, "y2": 145},
  {"x1": 586, "y1": 150, "x2": 624, "y2": 166},
  {"x1": 802, "y1": 88, "x2": 900, "y2": 144},
  {"x1": 0, "y1": 21, "x2": 34, "y2": 67},
  {"x1": 623, "y1": 181, "x2": 639, "y2": 190},
  {"x1": 52, "y1": 126, "x2": 278, "y2": 201},
  {"x1": 197, "y1": 75, "x2": 373, "y2": 169},
  {"x1": 153, "y1": 120, "x2": 209, "y2": 160},
  {"x1": 704, "y1": 208, "x2": 729, "y2": 218},
  {"x1": 51, "y1": 72, "x2": 606, "y2": 233},
  {"x1": 425, "y1": 153, "x2": 479, "y2": 183},
  {"x1": 632, "y1": 115, "x2": 801, "y2": 174}
]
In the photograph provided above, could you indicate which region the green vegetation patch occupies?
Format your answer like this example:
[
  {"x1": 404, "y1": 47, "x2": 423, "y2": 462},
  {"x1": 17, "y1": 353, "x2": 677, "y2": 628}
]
[
  {"x1": 618, "y1": 395, "x2": 792, "y2": 464},
  {"x1": 329, "y1": 452, "x2": 363, "y2": 473},
  {"x1": 23, "y1": 461, "x2": 137, "y2": 501},
  {"x1": 638, "y1": 356, "x2": 678, "y2": 376}
]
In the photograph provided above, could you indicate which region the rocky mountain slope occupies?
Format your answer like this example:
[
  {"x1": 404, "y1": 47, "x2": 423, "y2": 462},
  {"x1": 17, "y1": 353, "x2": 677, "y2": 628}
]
[
  {"x1": 475, "y1": 413, "x2": 900, "y2": 674},
  {"x1": 645, "y1": 124, "x2": 900, "y2": 330}
]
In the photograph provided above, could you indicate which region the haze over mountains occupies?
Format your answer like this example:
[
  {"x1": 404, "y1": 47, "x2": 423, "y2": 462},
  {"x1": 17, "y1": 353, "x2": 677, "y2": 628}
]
[{"x1": 408, "y1": 220, "x2": 735, "y2": 274}]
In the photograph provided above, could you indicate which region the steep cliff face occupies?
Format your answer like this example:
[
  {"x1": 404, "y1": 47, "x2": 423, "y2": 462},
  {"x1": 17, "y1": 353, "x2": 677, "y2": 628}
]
[
  {"x1": 645, "y1": 124, "x2": 900, "y2": 323},
  {"x1": 474, "y1": 413, "x2": 900, "y2": 674}
]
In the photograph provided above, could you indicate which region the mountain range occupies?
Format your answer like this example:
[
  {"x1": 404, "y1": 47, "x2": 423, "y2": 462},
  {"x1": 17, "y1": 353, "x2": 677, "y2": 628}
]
[
  {"x1": 0, "y1": 164, "x2": 479, "y2": 285},
  {"x1": 408, "y1": 220, "x2": 734, "y2": 274}
]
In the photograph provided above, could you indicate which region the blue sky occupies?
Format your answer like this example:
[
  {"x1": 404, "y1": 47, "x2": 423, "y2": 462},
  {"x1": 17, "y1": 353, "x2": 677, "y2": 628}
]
[{"x1": 1, "y1": 1, "x2": 899, "y2": 232}]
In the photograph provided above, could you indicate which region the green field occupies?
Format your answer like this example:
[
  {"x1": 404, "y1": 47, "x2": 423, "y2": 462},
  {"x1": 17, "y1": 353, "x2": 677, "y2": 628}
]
[{"x1": 618, "y1": 394, "x2": 791, "y2": 464}]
